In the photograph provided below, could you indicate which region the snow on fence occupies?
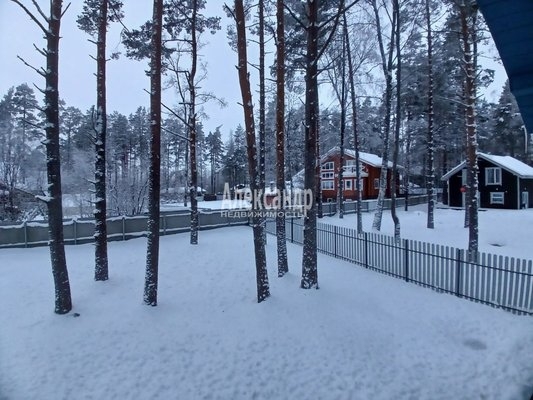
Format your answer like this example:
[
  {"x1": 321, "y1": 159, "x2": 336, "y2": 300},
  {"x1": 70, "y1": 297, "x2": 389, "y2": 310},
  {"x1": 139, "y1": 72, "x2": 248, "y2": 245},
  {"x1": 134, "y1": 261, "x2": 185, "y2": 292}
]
[
  {"x1": 0, "y1": 210, "x2": 249, "y2": 249},
  {"x1": 266, "y1": 218, "x2": 533, "y2": 315}
]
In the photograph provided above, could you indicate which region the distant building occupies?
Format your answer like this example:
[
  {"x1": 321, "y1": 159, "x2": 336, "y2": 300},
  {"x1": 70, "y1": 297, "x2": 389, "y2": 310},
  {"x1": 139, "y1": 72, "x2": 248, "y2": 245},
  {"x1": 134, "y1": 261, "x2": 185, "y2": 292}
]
[
  {"x1": 293, "y1": 146, "x2": 402, "y2": 201},
  {"x1": 0, "y1": 181, "x2": 39, "y2": 221},
  {"x1": 441, "y1": 153, "x2": 533, "y2": 209}
]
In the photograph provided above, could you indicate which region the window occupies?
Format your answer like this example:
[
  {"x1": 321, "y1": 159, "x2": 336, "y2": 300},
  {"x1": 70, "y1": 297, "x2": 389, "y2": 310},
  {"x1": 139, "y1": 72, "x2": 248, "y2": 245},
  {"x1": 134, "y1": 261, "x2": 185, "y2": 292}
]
[
  {"x1": 485, "y1": 167, "x2": 502, "y2": 185},
  {"x1": 344, "y1": 179, "x2": 352, "y2": 190},
  {"x1": 462, "y1": 169, "x2": 467, "y2": 185},
  {"x1": 321, "y1": 180, "x2": 334, "y2": 190},
  {"x1": 373, "y1": 178, "x2": 380, "y2": 190},
  {"x1": 321, "y1": 172, "x2": 334, "y2": 179},
  {"x1": 490, "y1": 192, "x2": 504, "y2": 205},
  {"x1": 345, "y1": 160, "x2": 356, "y2": 166},
  {"x1": 321, "y1": 161, "x2": 334, "y2": 171}
]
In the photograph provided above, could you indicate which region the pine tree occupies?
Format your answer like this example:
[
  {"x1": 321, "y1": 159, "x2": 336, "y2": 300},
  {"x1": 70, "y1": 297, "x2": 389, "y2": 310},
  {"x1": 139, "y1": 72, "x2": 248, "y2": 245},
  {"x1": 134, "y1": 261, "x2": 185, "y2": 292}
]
[
  {"x1": 276, "y1": 0, "x2": 289, "y2": 277},
  {"x1": 11, "y1": 0, "x2": 73, "y2": 314},
  {"x1": 77, "y1": 0, "x2": 124, "y2": 281},
  {"x1": 232, "y1": 0, "x2": 270, "y2": 303},
  {"x1": 144, "y1": 0, "x2": 163, "y2": 306}
]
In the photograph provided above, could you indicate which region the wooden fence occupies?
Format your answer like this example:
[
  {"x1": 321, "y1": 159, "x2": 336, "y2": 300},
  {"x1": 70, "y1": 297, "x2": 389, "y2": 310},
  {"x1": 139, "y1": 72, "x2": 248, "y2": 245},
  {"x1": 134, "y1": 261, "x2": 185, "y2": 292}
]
[
  {"x1": 266, "y1": 218, "x2": 533, "y2": 315},
  {"x1": 0, "y1": 210, "x2": 249, "y2": 249}
]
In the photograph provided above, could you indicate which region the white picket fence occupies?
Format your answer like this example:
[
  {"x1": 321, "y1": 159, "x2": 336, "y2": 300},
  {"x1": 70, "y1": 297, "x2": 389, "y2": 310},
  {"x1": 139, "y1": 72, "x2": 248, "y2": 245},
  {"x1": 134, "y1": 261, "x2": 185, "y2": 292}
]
[{"x1": 266, "y1": 218, "x2": 533, "y2": 315}]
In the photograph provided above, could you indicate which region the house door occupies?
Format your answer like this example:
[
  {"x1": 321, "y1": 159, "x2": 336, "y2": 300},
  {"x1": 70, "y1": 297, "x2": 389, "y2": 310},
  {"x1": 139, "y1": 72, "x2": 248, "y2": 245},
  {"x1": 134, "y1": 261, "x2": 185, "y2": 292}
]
[
  {"x1": 522, "y1": 191, "x2": 529, "y2": 209},
  {"x1": 462, "y1": 190, "x2": 480, "y2": 208}
]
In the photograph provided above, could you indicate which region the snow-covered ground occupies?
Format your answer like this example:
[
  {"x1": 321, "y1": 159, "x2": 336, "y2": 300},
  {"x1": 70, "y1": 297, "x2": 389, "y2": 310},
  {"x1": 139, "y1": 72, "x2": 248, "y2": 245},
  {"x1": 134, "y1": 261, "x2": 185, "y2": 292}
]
[
  {"x1": 1, "y1": 226, "x2": 533, "y2": 399},
  {"x1": 324, "y1": 204, "x2": 533, "y2": 260}
]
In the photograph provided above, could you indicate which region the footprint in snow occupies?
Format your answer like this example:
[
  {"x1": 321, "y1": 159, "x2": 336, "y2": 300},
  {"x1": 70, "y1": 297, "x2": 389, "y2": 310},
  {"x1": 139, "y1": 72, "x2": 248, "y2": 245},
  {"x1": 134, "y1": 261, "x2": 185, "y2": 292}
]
[{"x1": 463, "y1": 338, "x2": 487, "y2": 350}]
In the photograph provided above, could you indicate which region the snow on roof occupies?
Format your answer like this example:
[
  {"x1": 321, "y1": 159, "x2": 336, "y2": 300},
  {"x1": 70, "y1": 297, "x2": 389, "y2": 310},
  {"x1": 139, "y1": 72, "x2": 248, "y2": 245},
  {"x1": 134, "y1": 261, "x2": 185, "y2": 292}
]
[
  {"x1": 291, "y1": 147, "x2": 397, "y2": 181},
  {"x1": 441, "y1": 153, "x2": 533, "y2": 180},
  {"x1": 480, "y1": 153, "x2": 533, "y2": 178},
  {"x1": 324, "y1": 146, "x2": 394, "y2": 168}
]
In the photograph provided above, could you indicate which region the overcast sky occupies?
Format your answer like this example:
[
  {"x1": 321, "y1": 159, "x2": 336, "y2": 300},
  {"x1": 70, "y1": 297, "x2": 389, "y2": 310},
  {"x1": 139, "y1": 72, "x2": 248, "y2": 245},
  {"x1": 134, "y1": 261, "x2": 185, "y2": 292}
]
[
  {"x1": 0, "y1": 1, "x2": 247, "y2": 137},
  {"x1": 0, "y1": 1, "x2": 508, "y2": 140}
]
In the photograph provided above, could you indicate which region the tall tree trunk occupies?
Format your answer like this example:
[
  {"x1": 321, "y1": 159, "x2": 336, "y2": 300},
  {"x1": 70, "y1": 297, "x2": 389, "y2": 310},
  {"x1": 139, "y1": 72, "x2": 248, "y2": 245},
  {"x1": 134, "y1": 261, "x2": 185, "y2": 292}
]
[
  {"x1": 189, "y1": 0, "x2": 199, "y2": 245},
  {"x1": 184, "y1": 129, "x2": 189, "y2": 207},
  {"x1": 459, "y1": 1, "x2": 479, "y2": 260},
  {"x1": 390, "y1": 0, "x2": 400, "y2": 243},
  {"x1": 337, "y1": 25, "x2": 347, "y2": 220},
  {"x1": 404, "y1": 113, "x2": 412, "y2": 212},
  {"x1": 301, "y1": 0, "x2": 319, "y2": 289},
  {"x1": 12, "y1": 0, "x2": 74, "y2": 313},
  {"x1": 94, "y1": 0, "x2": 109, "y2": 281},
  {"x1": 144, "y1": 0, "x2": 163, "y2": 306},
  {"x1": 234, "y1": 0, "x2": 270, "y2": 303},
  {"x1": 344, "y1": 13, "x2": 363, "y2": 233},
  {"x1": 371, "y1": 0, "x2": 395, "y2": 232},
  {"x1": 258, "y1": 0, "x2": 267, "y2": 245},
  {"x1": 45, "y1": 0, "x2": 72, "y2": 314},
  {"x1": 425, "y1": 0, "x2": 435, "y2": 229},
  {"x1": 316, "y1": 97, "x2": 323, "y2": 219},
  {"x1": 276, "y1": 0, "x2": 289, "y2": 277}
]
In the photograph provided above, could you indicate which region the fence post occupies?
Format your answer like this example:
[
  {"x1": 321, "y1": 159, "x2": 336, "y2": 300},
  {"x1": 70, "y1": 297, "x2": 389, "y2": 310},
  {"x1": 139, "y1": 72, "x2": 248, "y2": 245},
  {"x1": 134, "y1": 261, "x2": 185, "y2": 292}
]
[
  {"x1": 73, "y1": 219, "x2": 77, "y2": 245},
  {"x1": 404, "y1": 239, "x2": 409, "y2": 282},
  {"x1": 122, "y1": 216, "x2": 126, "y2": 241},
  {"x1": 290, "y1": 217, "x2": 294, "y2": 243},
  {"x1": 364, "y1": 232, "x2": 369, "y2": 268},
  {"x1": 24, "y1": 220, "x2": 28, "y2": 248},
  {"x1": 455, "y1": 249, "x2": 463, "y2": 298},
  {"x1": 334, "y1": 225, "x2": 338, "y2": 258}
]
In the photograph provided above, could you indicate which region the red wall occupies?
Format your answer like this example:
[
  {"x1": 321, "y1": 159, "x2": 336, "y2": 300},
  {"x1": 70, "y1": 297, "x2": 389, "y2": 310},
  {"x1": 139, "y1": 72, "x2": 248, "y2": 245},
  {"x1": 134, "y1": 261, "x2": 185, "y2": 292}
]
[{"x1": 318, "y1": 153, "x2": 396, "y2": 201}]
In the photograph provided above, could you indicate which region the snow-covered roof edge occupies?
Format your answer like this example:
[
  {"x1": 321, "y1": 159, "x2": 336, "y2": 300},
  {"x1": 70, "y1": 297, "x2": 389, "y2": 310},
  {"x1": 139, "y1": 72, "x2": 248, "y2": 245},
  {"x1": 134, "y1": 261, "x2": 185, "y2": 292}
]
[
  {"x1": 441, "y1": 153, "x2": 533, "y2": 181},
  {"x1": 322, "y1": 146, "x2": 396, "y2": 169}
]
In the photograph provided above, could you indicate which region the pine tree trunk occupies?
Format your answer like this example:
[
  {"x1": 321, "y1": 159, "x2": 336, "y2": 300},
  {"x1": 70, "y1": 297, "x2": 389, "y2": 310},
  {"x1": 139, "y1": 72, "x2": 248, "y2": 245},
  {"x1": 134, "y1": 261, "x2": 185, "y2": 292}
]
[
  {"x1": 258, "y1": 0, "x2": 267, "y2": 246},
  {"x1": 390, "y1": 0, "x2": 400, "y2": 243},
  {"x1": 337, "y1": 26, "x2": 347, "y2": 220},
  {"x1": 189, "y1": 0, "x2": 199, "y2": 245},
  {"x1": 301, "y1": 0, "x2": 319, "y2": 289},
  {"x1": 276, "y1": 0, "x2": 288, "y2": 277},
  {"x1": 460, "y1": 2, "x2": 479, "y2": 261},
  {"x1": 344, "y1": 14, "x2": 363, "y2": 234},
  {"x1": 234, "y1": 0, "x2": 270, "y2": 303},
  {"x1": 425, "y1": 0, "x2": 436, "y2": 229},
  {"x1": 94, "y1": 0, "x2": 109, "y2": 281},
  {"x1": 371, "y1": 0, "x2": 394, "y2": 232},
  {"x1": 144, "y1": 0, "x2": 163, "y2": 306},
  {"x1": 45, "y1": 0, "x2": 72, "y2": 314}
]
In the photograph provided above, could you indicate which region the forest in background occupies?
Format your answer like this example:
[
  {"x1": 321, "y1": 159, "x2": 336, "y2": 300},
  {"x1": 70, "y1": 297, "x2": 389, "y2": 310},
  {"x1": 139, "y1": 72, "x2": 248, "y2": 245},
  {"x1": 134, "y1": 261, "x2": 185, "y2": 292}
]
[{"x1": 1, "y1": 1, "x2": 528, "y2": 223}]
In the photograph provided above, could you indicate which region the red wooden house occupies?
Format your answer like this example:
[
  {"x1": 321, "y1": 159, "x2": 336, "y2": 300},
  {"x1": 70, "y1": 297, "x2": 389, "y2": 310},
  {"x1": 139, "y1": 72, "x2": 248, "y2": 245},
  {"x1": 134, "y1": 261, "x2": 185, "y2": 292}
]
[{"x1": 294, "y1": 147, "x2": 401, "y2": 201}]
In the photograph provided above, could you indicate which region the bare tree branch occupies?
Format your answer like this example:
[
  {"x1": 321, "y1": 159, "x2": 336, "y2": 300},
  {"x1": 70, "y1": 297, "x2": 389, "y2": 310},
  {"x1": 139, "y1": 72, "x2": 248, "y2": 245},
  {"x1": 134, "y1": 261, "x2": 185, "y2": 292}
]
[
  {"x1": 10, "y1": 0, "x2": 47, "y2": 34},
  {"x1": 17, "y1": 55, "x2": 45, "y2": 77}
]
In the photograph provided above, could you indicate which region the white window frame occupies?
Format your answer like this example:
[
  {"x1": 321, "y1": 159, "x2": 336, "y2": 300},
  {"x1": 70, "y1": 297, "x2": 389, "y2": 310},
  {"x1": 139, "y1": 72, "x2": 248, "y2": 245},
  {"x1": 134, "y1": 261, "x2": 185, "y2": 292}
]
[
  {"x1": 344, "y1": 179, "x2": 352, "y2": 191},
  {"x1": 321, "y1": 180, "x2": 334, "y2": 190},
  {"x1": 345, "y1": 159, "x2": 356, "y2": 166},
  {"x1": 490, "y1": 192, "x2": 504, "y2": 205},
  {"x1": 321, "y1": 161, "x2": 334, "y2": 171},
  {"x1": 321, "y1": 172, "x2": 334, "y2": 179},
  {"x1": 485, "y1": 167, "x2": 502, "y2": 185},
  {"x1": 373, "y1": 178, "x2": 380, "y2": 190}
]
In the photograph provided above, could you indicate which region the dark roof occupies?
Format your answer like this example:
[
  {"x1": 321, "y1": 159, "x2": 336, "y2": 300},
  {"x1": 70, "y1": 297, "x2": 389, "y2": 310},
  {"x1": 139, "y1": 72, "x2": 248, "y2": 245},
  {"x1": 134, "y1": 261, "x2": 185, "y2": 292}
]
[{"x1": 478, "y1": 0, "x2": 533, "y2": 133}]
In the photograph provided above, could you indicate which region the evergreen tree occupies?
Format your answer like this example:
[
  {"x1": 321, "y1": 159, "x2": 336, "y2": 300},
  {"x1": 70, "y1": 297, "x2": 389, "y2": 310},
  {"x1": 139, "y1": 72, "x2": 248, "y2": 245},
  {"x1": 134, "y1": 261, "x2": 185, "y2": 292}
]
[{"x1": 11, "y1": 0, "x2": 73, "y2": 314}]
